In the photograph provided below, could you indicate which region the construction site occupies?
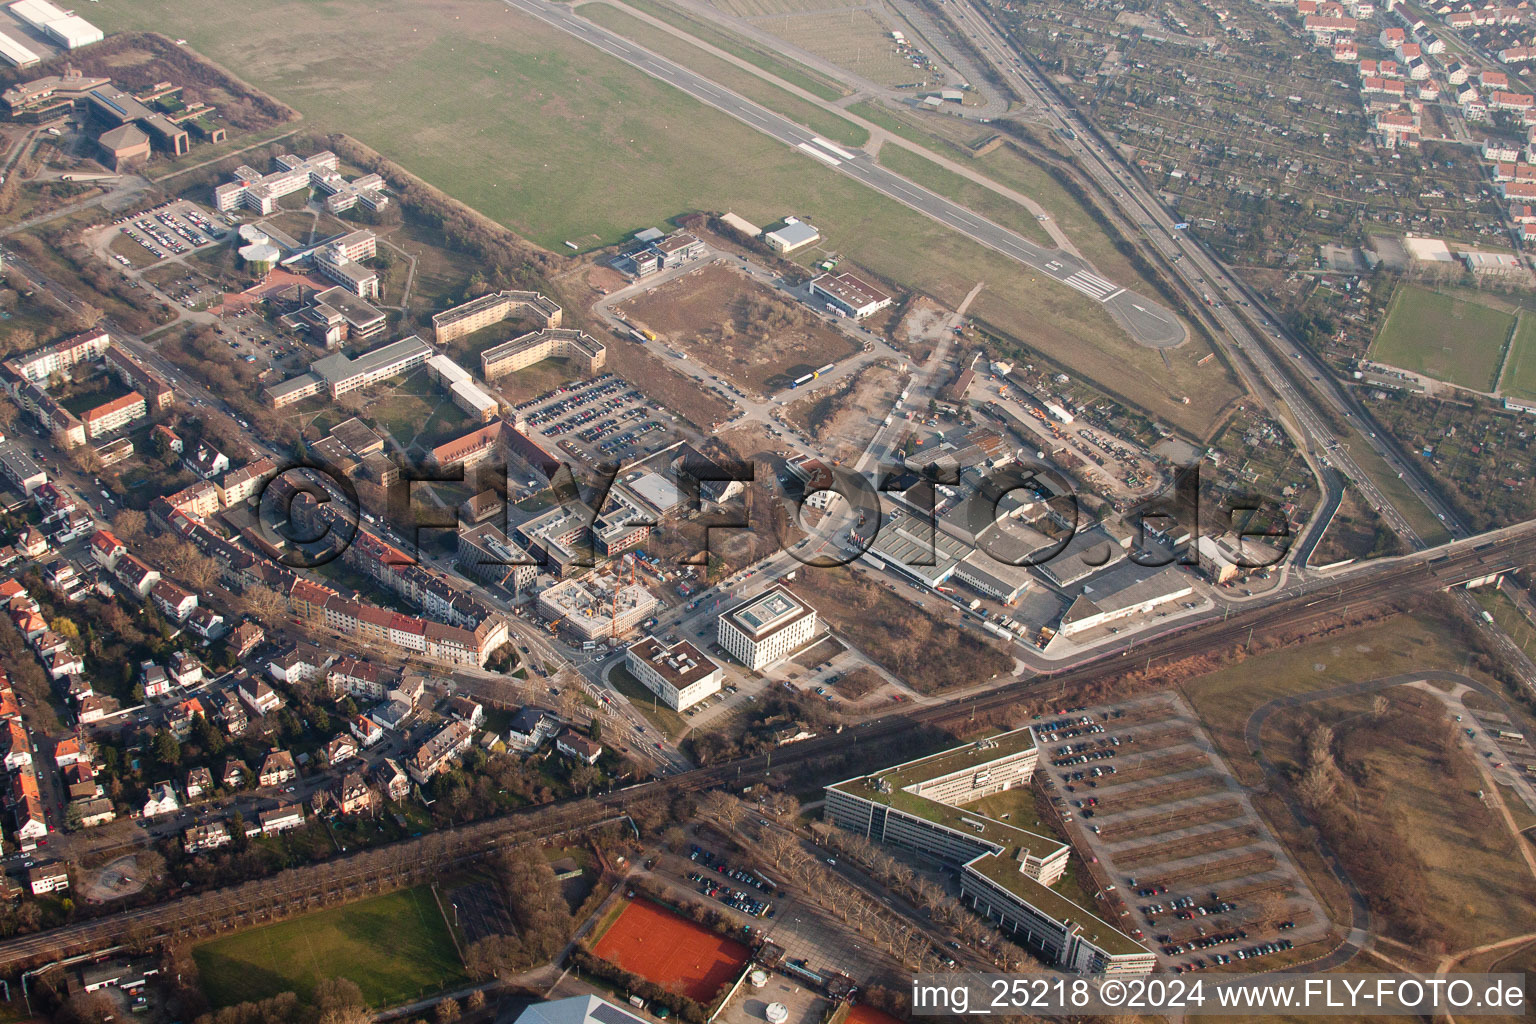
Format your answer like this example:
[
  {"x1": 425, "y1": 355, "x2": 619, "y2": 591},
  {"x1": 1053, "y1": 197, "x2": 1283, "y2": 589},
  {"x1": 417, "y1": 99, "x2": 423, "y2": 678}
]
[{"x1": 537, "y1": 571, "x2": 660, "y2": 643}]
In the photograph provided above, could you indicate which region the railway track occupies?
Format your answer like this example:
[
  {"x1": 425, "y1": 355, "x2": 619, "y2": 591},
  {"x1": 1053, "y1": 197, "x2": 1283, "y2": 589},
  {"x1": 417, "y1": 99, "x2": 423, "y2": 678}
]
[{"x1": 0, "y1": 535, "x2": 1528, "y2": 974}]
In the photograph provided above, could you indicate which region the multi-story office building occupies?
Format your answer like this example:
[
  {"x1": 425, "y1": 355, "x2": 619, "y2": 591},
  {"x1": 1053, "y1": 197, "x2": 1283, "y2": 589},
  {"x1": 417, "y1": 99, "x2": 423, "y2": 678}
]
[
  {"x1": 537, "y1": 574, "x2": 657, "y2": 642},
  {"x1": 265, "y1": 335, "x2": 432, "y2": 407},
  {"x1": 625, "y1": 637, "x2": 722, "y2": 710},
  {"x1": 825, "y1": 729, "x2": 1154, "y2": 976},
  {"x1": 716, "y1": 585, "x2": 817, "y2": 671}
]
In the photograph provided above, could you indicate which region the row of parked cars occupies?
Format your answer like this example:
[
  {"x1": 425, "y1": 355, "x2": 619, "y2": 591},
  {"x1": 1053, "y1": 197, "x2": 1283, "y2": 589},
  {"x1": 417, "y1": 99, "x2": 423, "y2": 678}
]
[{"x1": 515, "y1": 373, "x2": 622, "y2": 413}]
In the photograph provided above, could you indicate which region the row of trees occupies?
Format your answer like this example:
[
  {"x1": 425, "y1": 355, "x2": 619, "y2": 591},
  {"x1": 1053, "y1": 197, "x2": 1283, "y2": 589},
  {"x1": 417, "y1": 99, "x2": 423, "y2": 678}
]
[{"x1": 696, "y1": 792, "x2": 1034, "y2": 974}]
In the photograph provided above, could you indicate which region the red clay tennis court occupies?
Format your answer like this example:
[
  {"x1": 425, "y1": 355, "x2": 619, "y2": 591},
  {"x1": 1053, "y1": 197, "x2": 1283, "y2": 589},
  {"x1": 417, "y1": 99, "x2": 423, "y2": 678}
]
[{"x1": 592, "y1": 899, "x2": 750, "y2": 1001}]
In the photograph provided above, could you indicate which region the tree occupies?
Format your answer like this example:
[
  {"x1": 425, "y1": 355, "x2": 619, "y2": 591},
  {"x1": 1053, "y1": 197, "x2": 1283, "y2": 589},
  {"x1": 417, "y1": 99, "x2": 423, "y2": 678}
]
[
  {"x1": 465, "y1": 991, "x2": 486, "y2": 1013},
  {"x1": 152, "y1": 730, "x2": 181, "y2": 768},
  {"x1": 71, "y1": 303, "x2": 103, "y2": 332},
  {"x1": 434, "y1": 998, "x2": 461, "y2": 1024},
  {"x1": 112, "y1": 508, "x2": 147, "y2": 540},
  {"x1": 238, "y1": 584, "x2": 286, "y2": 624},
  {"x1": 588, "y1": 717, "x2": 602, "y2": 742},
  {"x1": 315, "y1": 977, "x2": 368, "y2": 1024}
]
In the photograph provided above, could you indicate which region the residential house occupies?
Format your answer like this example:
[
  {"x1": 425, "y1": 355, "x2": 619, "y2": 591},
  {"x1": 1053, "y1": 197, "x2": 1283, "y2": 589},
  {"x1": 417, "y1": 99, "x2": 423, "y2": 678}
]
[
  {"x1": 238, "y1": 677, "x2": 283, "y2": 716},
  {"x1": 349, "y1": 715, "x2": 383, "y2": 748},
  {"x1": 372, "y1": 757, "x2": 409, "y2": 801},
  {"x1": 259, "y1": 803, "x2": 305, "y2": 834},
  {"x1": 168, "y1": 651, "x2": 203, "y2": 688},
  {"x1": 228, "y1": 621, "x2": 264, "y2": 658},
  {"x1": 52, "y1": 737, "x2": 83, "y2": 768},
  {"x1": 142, "y1": 781, "x2": 180, "y2": 817},
  {"x1": 446, "y1": 696, "x2": 484, "y2": 727},
  {"x1": 76, "y1": 695, "x2": 106, "y2": 724},
  {"x1": 149, "y1": 578, "x2": 197, "y2": 622},
  {"x1": 27, "y1": 862, "x2": 68, "y2": 895},
  {"x1": 331, "y1": 771, "x2": 374, "y2": 815},
  {"x1": 556, "y1": 730, "x2": 603, "y2": 765},
  {"x1": 184, "y1": 821, "x2": 232, "y2": 853},
  {"x1": 112, "y1": 554, "x2": 160, "y2": 599},
  {"x1": 187, "y1": 606, "x2": 226, "y2": 641},
  {"x1": 72, "y1": 797, "x2": 115, "y2": 828},
  {"x1": 185, "y1": 443, "x2": 229, "y2": 479},
  {"x1": 407, "y1": 720, "x2": 473, "y2": 783},
  {"x1": 507, "y1": 707, "x2": 560, "y2": 753},
  {"x1": 63, "y1": 762, "x2": 98, "y2": 800},
  {"x1": 258, "y1": 750, "x2": 298, "y2": 788},
  {"x1": 220, "y1": 758, "x2": 247, "y2": 789},
  {"x1": 184, "y1": 766, "x2": 213, "y2": 799},
  {"x1": 325, "y1": 734, "x2": 358, "y2": 766},
  {"x1": 140, "y1": 662, "x2": 170, "y2": 699},
  {"x1": 3, "y1": 721, "x2": 30, "y2": 770},
  {"x1": 267, "y1": 643, "x2": 329, "y2": 685}
]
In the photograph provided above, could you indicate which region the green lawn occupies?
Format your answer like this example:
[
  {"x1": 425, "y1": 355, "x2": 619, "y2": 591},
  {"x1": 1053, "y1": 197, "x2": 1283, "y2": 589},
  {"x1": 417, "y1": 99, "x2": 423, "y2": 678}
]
[
  {"x1": 581, "y1": 3, "x2": 868, "y2": 148},
  {"x1": 1179, "y1": 607, "x2": 1492, "y2": 777},
  {"x1": 876, "y1": 145, "x2": 1052, "y2": 247},
  {"x1": 1499, "y1": 311, "x2": 1536, "y2": 401},
  {"x1": 86, "y1": 0, "x2": 1237, "y2": 436},
  {"x1": 616, "y1": 0, "x2": 848, "y2": 101},
  {"x1": 608, "y1": 662, "x2": 690, "y2": 738},
  {"x1": 1369, "y1": 284, "x2": 1513, "y2": 392},
  {"x1": 193, "y1": 887, "x2": 465, "y2": 1008}
]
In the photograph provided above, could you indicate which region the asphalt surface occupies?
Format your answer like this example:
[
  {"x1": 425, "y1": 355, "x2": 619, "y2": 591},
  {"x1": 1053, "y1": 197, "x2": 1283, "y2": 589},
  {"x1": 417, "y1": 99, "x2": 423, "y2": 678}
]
[
  {"x1": 500, "y1": 0, "x2": 1186, "y2": 350},
  {"x1": 940, "y1": 0, "x2": 1467, "y2": 547}
]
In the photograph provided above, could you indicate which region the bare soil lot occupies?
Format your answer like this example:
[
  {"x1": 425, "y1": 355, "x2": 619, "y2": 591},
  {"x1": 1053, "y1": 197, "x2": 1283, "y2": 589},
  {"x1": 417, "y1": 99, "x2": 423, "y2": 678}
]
[
  {"x1": 783, "y1": 359, "x2": 905, "y2": 464},
  {"x1": 603, "y1": 338, "x2": 734, "y2": 431},
  {"x1": 622, "y1": 262, "x2": 859, "y2": 392}
]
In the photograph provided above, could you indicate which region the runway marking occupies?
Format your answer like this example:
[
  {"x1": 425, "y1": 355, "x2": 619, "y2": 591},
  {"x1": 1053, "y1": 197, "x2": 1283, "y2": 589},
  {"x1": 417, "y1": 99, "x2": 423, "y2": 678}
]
[
  {"x1": 797, "y1": 142, "x2": 842, "y2": 166},
  {"x1": 1061, "y1": 269, "x2": 1119, "y2": 300},
  {"x1": 811, "y1": 136, "x2": 858, "y2": 161}
]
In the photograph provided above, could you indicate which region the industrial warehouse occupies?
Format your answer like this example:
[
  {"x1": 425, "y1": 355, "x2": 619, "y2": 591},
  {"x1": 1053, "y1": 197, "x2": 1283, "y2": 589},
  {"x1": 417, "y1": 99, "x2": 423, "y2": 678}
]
[{"x1": 824, "y1": 729, "x2": 1155, "y2": 976}]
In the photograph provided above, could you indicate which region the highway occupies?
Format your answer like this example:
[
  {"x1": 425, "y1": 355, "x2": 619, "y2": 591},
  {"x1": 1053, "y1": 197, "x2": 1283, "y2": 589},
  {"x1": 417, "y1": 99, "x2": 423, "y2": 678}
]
[
  {"x1": 939, "y1": 0, "x2": 1467, "y2": 548},
  {"x1": 499, "y1": 0, "x2": 1186, "y2": 349}
]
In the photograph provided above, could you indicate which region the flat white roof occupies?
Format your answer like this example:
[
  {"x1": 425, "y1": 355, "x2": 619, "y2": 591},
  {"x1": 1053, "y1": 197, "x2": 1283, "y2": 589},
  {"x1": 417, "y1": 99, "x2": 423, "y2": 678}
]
[
  {"x1": 0, "y1": 29, "x2": 39, "y2": 66},
  {"x1": 9, "y1": 0, "x2": 69, "y2": 26},
  {"x1": 47, "y1": 15, "x2": 102, "y2": 46}
]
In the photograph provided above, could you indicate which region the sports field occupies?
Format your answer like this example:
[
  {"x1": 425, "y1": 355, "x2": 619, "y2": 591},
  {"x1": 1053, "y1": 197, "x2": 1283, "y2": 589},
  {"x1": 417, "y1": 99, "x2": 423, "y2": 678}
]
[
  {"x1": 1369, "y1": 284, "x2": 1513, "y2": 392},
  {"x1": 192, "y1": 887, "x2": 465, "y2": 1007},
  {"x1": 1498, "y1": 312, "x2": 1536, "y2": 401},
  {"x1": 591, "y1": 898, "x2": 750, "y2": 1000}
]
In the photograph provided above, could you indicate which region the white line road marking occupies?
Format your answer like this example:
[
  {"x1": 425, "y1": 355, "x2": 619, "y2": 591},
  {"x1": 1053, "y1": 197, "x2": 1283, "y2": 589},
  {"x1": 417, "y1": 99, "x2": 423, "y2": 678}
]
[
  {"x1": 811, "y1": 136, "x2": 858, "y2": 161},
  {"x1": 797, "y1": 142, "x2": 842, "y2": 166}
]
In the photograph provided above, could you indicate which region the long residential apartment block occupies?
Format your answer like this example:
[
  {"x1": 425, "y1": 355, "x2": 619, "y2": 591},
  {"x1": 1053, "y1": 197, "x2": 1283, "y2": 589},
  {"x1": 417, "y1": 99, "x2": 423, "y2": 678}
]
[
  {"x1": 481, "y1": 329, "x2": 605, "y2": 380},
  {"x1": 431, "y1": 290, "x2": 562, "y2": 344},
  {"x1": 824, "y1": 728, "x2": 1155, "y2": 976}
]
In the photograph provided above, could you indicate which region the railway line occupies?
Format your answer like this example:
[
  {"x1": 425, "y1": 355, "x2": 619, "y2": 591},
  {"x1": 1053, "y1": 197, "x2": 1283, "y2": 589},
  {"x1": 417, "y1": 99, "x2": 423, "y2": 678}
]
[{"x1": 0, "y1": 533, "x2": 1529, "y2": 974}]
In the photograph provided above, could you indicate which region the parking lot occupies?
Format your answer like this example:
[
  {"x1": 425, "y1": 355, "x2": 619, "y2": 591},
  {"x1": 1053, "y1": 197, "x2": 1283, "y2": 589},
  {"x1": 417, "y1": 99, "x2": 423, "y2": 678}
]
[
  {"x1": 514, "y1": 372, "x2": 676, "y2": 462},
  {"x1": 1038, "y1": 692, "x2": 1330, "y2": 973},
  {"x1": 108, "y1": 199, "x2": 229, "y2": 266}
]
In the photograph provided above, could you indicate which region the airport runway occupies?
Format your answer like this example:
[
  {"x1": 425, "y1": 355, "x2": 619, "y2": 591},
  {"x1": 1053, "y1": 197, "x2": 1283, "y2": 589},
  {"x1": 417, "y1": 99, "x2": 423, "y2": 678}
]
[{"x1": 500, "y1": 0, "x2": 1186, "y2": 349}]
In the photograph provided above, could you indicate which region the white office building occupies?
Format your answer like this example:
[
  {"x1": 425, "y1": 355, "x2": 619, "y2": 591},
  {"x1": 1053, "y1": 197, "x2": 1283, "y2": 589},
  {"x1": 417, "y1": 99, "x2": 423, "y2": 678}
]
[
  {"x1": 624, "y1": 636, "x2": 722, "y2": 710},
  {"x1": 716, "y1": 585, "x2": 817, "y2": 671}
]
